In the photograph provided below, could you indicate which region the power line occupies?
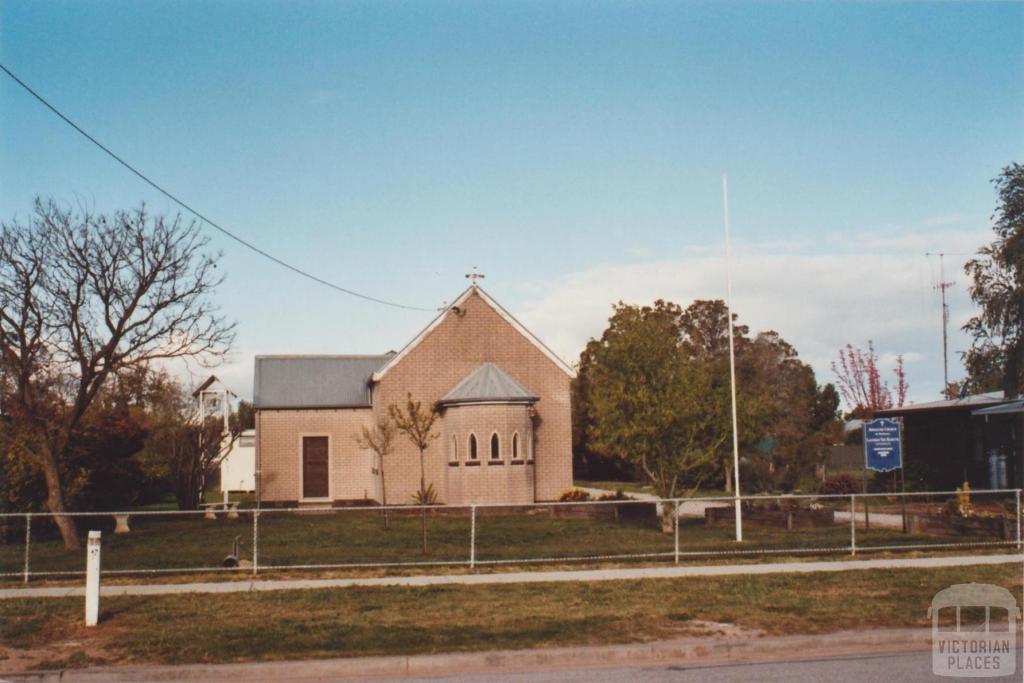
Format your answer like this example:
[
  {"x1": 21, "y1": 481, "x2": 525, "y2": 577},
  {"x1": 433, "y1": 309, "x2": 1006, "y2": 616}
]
[{"x1": 0, "y1": 62, "x2": 433, "y2": 312}]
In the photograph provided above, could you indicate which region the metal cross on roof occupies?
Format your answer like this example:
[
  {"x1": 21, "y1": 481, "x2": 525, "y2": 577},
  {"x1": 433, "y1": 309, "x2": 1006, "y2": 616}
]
[{"x1": 465, "y1": 267, "x2": 486, "y2": 284}]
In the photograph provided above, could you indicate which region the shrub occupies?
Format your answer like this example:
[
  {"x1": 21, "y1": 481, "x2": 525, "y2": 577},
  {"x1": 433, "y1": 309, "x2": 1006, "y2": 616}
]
[
  {"x1": 819, "y1": 474, "x2": 862, "y2": 495},
  {"x1": 596, "y1": 490, "x2": 633, "y2": 501},
  {"x1": 558, "y1": 488, "x2": 592, "y2": 502}
]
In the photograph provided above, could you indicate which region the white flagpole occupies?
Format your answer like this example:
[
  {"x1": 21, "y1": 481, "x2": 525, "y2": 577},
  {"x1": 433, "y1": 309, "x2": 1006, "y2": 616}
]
[{"x1": 722, "y1": 174, "x2": 743, "y2": 542}]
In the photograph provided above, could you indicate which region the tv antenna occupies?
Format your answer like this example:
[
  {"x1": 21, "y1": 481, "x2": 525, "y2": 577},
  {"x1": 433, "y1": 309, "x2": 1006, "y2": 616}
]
[{"x1": 925, "y1": 252, "x2": 967, "y2": 397}]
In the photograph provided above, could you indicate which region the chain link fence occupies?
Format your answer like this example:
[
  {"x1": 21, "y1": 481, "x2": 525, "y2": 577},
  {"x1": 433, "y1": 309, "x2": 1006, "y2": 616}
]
[{"x1": 1, "y1": 488, "x2": 1020, "y2": 582}]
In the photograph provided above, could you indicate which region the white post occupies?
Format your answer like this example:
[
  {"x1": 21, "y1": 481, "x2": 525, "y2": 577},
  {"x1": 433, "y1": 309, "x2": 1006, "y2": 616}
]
[
  {"x1": 1016, "y1": 490, "x2": 1021, "y2": 551},
  {"x1": 722, "y1": 174, "x2": 743, "y2": 542},
  {"x1": 469, "y1": 505, "x2": 477, "y2": 569},
  {"x1": 22, "y1": 516, "x2": 30, "y2": 585},
  {"x1": 252, "y1": 510, "x2": 259, "y2": 576},
  {"x1": 850, "y1": 494, "x2": 856, "y2": 556},
  {"x1": 673, "y1": 504, "x2": 680, "y2": 564},
  {"x1": 85, "y1": 530, "x2": 101, "y2": 627}
]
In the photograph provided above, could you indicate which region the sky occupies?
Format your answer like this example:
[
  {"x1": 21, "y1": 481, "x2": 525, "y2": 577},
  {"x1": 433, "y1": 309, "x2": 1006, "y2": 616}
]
[{"x1": 1, "y1": 1, "x2": 1022, "y2": 407}]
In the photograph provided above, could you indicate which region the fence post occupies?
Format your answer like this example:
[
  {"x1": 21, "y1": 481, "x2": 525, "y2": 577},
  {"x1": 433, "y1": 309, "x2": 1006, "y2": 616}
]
[
  {"x1": 252, "y1": 509, "x2": 259, "y2": 577},
  {"x1": 85, "y1": 530, "x2": 101, "y2": 626},
  {"x1": 22, "y1": 513, "x2": 31, "y2": 584},
  {"x1": 1016, "y1": 490, "x2": 1021, "y2": 551},
  {"x1": 849, "y1": 494, "x2": 856, "y2": 556},
  {"x1": 673, "y1": 503, "x2": 679, "y2": 565},
  {"x1": 469, "y1": 505, "x2": 476, "y2": 570}
]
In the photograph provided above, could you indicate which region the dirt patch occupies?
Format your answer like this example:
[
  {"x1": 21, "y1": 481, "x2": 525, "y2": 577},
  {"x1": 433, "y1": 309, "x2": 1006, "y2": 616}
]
[{"x1": 1, "y1": 636, "x2": 116, "y2": 673}]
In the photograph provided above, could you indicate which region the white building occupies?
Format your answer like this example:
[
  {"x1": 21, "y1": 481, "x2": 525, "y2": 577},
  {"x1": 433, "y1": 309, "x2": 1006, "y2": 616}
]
[{"x1": 220, "y1": 428, "x2": 256, "y2": 492}]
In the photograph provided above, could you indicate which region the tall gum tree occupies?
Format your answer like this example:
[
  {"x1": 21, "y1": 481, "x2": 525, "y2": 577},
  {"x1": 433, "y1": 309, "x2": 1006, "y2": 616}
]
[
  {"x1": 0, "y1": 199, "x2": 234, "y2": 548},
  {"x1": 964, "y1": 163, "x2": 1024, "y2": 397}
]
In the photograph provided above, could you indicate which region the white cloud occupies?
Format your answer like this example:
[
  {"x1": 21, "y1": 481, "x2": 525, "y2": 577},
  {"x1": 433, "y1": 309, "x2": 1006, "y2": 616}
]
[
  {"x1": 200, "y1": 220, "x2": 991, "y2": 407},
  {"x1": 515, "y1": 225, "x2": 989, "y2": 404}
]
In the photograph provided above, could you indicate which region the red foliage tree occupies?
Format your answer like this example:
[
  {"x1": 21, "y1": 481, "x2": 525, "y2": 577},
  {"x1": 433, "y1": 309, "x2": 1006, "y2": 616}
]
[{"x1": 831, "y1": 341, "x2": 908, "y2": 415}]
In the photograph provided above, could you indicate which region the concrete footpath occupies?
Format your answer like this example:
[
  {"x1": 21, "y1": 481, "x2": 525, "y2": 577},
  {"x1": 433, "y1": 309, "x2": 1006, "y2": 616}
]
[
  {"x1": 0, "y1": 627, "x2": 963, "y2": 683},
  {"x1": 2, "y1": 553, "x2": 1020, "y2": 600}
]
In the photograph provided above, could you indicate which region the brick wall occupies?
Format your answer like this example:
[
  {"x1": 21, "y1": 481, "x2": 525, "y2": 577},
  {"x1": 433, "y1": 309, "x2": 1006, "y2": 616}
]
[
  {"x1": 373, "y1": 288, "x2": 572, "y2": 503},
  {"x1": 257, "y1": 287, "x2": 573, "y2": 505},
  {"x1": 257, "y1": 408, "x2": 376, "y2": 503},
  {"x1": 442, "y1": 402, "x2": 535, "y2": 505}
]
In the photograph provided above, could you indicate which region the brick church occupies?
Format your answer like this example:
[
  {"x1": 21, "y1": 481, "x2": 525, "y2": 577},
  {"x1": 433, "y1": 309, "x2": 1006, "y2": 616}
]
[{"x1": 253, "y1": 284, "x2": 574, "y2": 506}]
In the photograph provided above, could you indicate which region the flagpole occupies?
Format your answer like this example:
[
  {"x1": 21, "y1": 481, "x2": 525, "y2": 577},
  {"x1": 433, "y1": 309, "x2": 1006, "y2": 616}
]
[{"x1": 722, "y1": 174, "x2": 743, "y2": 542}]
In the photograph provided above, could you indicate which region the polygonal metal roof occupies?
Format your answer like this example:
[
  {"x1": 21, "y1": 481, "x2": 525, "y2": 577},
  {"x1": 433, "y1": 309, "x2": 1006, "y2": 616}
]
[{"x1": 439, "y1": 363, "x2": 539, "y2": 406}]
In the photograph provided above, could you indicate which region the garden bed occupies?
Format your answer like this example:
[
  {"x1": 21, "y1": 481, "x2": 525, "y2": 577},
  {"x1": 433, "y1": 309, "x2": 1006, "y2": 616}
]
[
  {"x1": 905, "y1": 513, "x2": 1012, "y2": 539},
  {"x1": 383, "y1": 502, "x2": 659, "y2": 523},
  {"x1": 704, "y1": 505, "x2": 835, "y2": 529}
]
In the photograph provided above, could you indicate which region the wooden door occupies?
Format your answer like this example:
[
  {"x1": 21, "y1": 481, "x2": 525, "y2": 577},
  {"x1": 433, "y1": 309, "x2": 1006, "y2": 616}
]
[{"x1": 302, "y1": 436, "x2": 329, "y2": 499}]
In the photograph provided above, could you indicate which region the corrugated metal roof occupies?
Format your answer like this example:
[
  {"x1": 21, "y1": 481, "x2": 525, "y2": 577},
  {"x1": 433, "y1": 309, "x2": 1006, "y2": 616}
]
[
  {"x1": 972, "y1": 399, "x2": 1024, "y2": 416},
  {"x1": 876, "y1": 391, "x2": 1007, "y2": 414},
  {"x1": 439, "y1": 363, "x2": 538, "y2": 406},
  {"x1": 254, "y1": 355, "x2": 392, "y2": 409}
]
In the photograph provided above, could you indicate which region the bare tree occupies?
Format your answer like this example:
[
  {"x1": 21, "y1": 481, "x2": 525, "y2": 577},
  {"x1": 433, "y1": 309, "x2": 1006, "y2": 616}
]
[
  {"x1": 0, "y1": 199, "x2": 234, "y2": 548},
  {"x1": 354, "y1": 416, "x2": 397, "y2": 529},
  {"x1": 388, "y1": 394, "x2": 439, "y2": 552}
]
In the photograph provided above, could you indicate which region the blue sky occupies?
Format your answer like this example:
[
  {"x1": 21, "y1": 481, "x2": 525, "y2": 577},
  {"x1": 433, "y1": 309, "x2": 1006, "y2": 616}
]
[{"x1": 2, "y1": 1, "x2": 1022, "y2": 404}]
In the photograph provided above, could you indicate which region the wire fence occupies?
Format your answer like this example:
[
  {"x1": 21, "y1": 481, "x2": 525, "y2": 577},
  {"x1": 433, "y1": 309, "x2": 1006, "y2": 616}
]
[{"x1": 1, "y1": 488, "x2": 1020, "y2": 583}]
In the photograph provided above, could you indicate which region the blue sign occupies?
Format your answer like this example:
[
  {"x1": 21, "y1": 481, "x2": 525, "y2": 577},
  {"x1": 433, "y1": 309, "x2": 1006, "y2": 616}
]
[{"x1": 863, "y1": 418, "x2": 903, "y2": 472}]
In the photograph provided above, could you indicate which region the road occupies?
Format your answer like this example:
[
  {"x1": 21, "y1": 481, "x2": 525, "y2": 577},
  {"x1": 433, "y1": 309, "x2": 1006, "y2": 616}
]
[{"x1": 369, "y1": 650, "x2": 1024, "y2": 683}]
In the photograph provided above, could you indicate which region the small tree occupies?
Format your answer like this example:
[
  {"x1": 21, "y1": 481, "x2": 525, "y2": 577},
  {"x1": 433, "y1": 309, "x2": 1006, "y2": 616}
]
[
  {"x1": 166, "y1": 418, "x2": 234, "y2": 511},
  {"x1": 831, "y1": 341, "x2": 908, "y2": 414},
  {"x1": 354, "y1": 416, "x2": 397, "y2": 529},
  {"x1": 388, "y1": 394, "x2": 439, "y2": 552}
]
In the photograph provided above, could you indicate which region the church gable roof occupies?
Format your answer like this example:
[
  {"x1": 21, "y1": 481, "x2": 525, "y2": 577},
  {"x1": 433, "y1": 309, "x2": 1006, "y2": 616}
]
[
  {"x1": 439, "y1": 363, "x2": 539, "y2": 406},
  {"x1": 371, "y1": 285, "x2": 575, "y2": 381}
]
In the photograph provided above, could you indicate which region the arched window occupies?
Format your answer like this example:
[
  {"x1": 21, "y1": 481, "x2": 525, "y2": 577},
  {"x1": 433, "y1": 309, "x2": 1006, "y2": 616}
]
[
  {"x1": 468, "y1": 433, "x2": 478, "y2": 460},
  {"x1": 490, "y1": 433, "x2": 500, "y2": 460},
  {"x1": 449, "y1": 434, "x2": 458, "y2": 463},
  {"x1": 512, "y1": 432, "x2": 519, "y2": 459}
]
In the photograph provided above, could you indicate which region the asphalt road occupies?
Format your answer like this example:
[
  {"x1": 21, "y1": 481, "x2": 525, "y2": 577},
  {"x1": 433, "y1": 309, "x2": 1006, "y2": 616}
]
[{"x1": 369, "y1": 650, "x2": 1024, "y2": 683}]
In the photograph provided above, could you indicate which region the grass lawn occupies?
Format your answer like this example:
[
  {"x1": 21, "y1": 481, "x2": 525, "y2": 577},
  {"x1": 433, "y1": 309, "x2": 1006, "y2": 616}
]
[
  {"x1": 1, "y1": 504, "x2": 1014, "y2": 581},
  {"x1": 1, "y1": 563, "x2": 1020, "y2": 671}
]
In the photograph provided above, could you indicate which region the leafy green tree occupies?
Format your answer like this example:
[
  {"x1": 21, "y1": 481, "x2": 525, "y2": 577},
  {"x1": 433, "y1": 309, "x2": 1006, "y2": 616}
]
[
  {"x1": 230, "y1": 400, "x2": 255, "y2": 434},
  {"x1": 571, "y1": 339, "x2": 636, "y2": 482},
  {"x1": 744, "y1": 333, "x2": 840, "y2": 491},
  {"x1": 964, "y1": 163, "x2": 1024, "y2": 397},
  {"x1": 578, "y1": 298, "x2": 840, "y2": 504},
  {"x1": 139, "y1": 372, "x2": 238, "y2": 510},
  {"x1": 677, "y1": 300, "x2": 769, "y2": 492},
  {"x1": 1, "y1": 378, "x2": 161, "y2": 514},
  {"x1": 584, "y1": 301, "x2": 728, "y2": 531}
]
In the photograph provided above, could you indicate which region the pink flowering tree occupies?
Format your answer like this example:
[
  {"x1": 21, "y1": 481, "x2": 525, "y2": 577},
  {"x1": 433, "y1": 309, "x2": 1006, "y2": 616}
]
[{"x1": 831, "y1": 341, "x2": 908, "y2": 415}]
